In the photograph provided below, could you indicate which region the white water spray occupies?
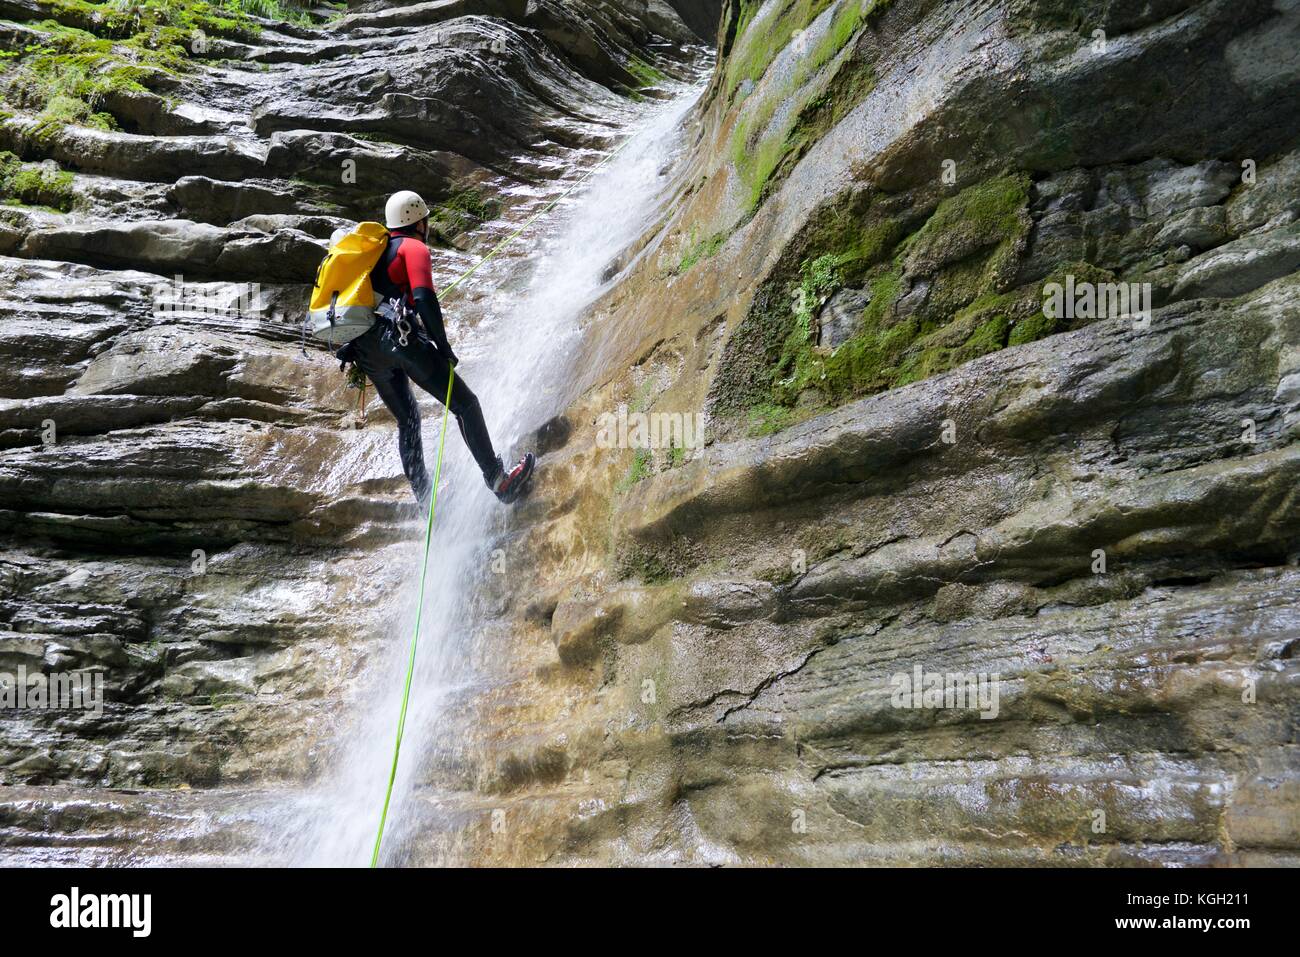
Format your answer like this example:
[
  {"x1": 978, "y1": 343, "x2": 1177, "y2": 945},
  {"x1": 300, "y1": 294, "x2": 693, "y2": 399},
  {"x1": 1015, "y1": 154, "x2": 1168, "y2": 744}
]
[{"x1": 276, "y1": 86, "x2": 701, "y2": 866}]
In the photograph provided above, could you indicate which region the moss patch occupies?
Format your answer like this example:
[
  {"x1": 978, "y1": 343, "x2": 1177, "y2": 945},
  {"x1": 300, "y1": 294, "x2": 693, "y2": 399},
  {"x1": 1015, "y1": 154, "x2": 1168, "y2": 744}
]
[
  {"x1": 746, "y1": 402, "x2": 795, "y2": 437},
  {"x1": 624, "y1": 55, "x2": 666, "y2": 90},
  {"x1": 615, "y1": 448, "x2": 652, "y2": 494},
  {"x1": 0, "y1": 150, "x2": 74, "y2": 210},
  {"x1": 429, "y1": 186, "x2": 498, "y2": 240},
  {"x1": 0, "y1": 0, "x2": 308, "y2": 135},
  {"x1": 901, "y1": 172, "x2": 1032, "y2": 275},
  {"x1": 613, "y1": 535, "x2": 700, "y2": 584},
  {"x1": 677, "y1": 229, "x2": 727, "y2": 273},
  {"x1": 1010, "y1": 259, "x2": 1119, "y2": 343},
  {"x1": 710, "y1": 173, "x2": 1051, "y2": 428},
  {"x1": 726, "y1": 0, "x2": 892, "y2": 97},
  {"x1": 728, "y1": 0, "x2": 890, "y2": 213}
]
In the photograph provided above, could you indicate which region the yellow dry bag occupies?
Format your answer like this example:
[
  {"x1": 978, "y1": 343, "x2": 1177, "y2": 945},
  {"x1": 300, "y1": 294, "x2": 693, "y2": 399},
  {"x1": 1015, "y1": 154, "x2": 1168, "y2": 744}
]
[{"x1": 308, "y1": 222, "x2": 388, "y2": 345}]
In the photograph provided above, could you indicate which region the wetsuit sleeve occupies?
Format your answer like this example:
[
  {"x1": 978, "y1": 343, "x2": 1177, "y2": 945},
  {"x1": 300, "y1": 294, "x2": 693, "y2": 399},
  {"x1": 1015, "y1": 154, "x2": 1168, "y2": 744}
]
[
  {"x1": 413, "y1": 287, "x2": 454, "y2": 362},
  {"x1": 398, "y1": 238, "x2": 457, "y2": 363}
]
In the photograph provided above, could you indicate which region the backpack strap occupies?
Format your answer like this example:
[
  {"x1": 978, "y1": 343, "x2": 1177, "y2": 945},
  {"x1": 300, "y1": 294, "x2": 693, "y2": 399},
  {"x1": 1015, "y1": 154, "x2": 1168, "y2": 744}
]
[{"x1": 371, "y1": 235, "x2": 403, "y2": 303}]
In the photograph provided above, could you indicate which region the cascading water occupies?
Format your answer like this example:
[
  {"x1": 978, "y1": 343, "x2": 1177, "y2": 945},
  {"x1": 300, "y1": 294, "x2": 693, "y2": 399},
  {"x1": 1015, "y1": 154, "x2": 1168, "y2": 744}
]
[{"x1": 274, "y1": 84, "x2": 703, "y2": 866}]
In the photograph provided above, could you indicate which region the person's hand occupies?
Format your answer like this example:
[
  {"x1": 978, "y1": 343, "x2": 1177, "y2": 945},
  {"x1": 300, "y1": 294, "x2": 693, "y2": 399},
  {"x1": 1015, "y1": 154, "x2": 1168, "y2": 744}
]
[{"x1": 442, "y1": 345, "x2": 459, "y2": 368}]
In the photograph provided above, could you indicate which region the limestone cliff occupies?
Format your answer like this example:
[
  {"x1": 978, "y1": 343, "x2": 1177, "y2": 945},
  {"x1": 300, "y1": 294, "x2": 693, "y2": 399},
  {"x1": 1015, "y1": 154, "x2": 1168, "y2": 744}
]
[
  {"x1": 1, "y1": 0, "x2": 1297, "y2": 866},
  {"x1": 443, "y1": 0, "x2": 1300, "y2": 866}
]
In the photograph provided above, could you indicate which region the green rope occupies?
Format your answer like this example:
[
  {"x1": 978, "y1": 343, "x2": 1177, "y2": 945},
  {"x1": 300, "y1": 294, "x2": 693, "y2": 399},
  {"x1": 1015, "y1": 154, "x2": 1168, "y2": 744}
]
[
  {"x1": 370, "y1": 367, "x2": 455, "y2": 868},
  {"x1": 368, "y1": 138, "x2": 630, "y2": 868}
]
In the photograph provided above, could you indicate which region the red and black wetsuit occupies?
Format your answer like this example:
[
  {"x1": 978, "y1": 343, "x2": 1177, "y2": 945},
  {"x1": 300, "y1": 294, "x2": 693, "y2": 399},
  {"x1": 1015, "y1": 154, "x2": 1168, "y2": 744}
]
[
  {"x1": 372, "y1": 231, "x2": 455, "y2": 358},
  {"x1": 344, "y1": 226, "x2": 501, "y2": 502}
]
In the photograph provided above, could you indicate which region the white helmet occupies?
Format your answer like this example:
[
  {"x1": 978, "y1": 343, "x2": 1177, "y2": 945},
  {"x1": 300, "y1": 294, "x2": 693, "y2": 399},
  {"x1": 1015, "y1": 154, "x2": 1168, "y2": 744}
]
[{"x1": 385, "y1": 190, "x2": 430, "y2": 229}]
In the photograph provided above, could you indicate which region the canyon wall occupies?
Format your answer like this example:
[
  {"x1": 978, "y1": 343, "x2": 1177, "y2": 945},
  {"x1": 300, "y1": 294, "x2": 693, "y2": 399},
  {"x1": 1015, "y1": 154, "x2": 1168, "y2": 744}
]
[
  {"x1": 440, "y1": 0, "x2": 1300, "y2": 865},
  {"x1": 0, "y1": 0, "x2": 710, "y2": 861},
  {"x1": 2, "y1": 0, "x2": 1297, "y2": 866}
]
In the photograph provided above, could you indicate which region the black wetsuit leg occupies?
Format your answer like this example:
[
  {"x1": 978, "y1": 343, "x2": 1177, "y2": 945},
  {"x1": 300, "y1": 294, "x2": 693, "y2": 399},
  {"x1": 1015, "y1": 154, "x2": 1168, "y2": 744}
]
[{"x1": 348, "y1": 321, "x2": 500, "y2": 501}]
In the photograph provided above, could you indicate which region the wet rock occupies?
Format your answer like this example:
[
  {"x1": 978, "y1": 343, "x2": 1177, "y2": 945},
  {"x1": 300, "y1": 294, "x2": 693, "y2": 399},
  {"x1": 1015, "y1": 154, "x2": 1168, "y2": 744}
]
[
  {"x1": 1142, "y1": 160, "x2": 1237, "y2": 220},
  {"x1": 17, "y1": 219, "x2": 326, "y2": 282},
  {"x1": 167, "y1": 177, "x2": 307, "y2": 225},
  {"x1": 161, "y1": 659, "x2": 258, "y2": 698},
  {"x1": 4, "y1": 0, "x2": 1298, "y2": 870},
  {"x1": 1153, "y1": 205, "x2": 1229, "y2": 252},
  {"x1": 1227, "y1": 149, "x2": 1300, "y2": 234},
  {"x1": 681, "y1": 578, "x2": 776, "y2": 628},
  {"x1": 816, "y1": 287, "x2": 867, "y2": 347},
  {"x1": 932, "y1": 581, "x2": 1039, "y2": 623},
  {"x1": 229, "y1": 214, "x2": 351, "y2": 240},
  {"x1": 1172, "y1": 223, "x2": 1300, "y2": 299},
  {"x1": 1, "y1": 120, "x2": 267, "y2": 181}
]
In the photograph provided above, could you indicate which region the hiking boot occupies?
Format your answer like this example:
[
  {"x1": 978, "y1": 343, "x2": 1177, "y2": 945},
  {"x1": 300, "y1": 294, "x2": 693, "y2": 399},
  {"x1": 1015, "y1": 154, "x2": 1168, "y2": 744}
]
[{"x1": 490, "y1": 452, "x2": 535, "y2": 504}]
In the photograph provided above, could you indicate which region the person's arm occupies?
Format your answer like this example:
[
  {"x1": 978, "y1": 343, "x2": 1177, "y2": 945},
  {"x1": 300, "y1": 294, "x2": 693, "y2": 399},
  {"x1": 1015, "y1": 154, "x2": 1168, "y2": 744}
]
[
  {"x1": 413, "y1": 288, "x2": 456, "y2": 365},
  {"x1": 401, "y1": 239, "x2": 458, "y2": 365}
]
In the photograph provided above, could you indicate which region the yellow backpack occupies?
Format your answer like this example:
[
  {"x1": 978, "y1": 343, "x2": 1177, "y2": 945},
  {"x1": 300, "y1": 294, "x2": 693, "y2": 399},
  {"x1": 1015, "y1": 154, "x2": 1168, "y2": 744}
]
[{"x1": 308, "y1": 222, "x2": 388, "y2": 344}]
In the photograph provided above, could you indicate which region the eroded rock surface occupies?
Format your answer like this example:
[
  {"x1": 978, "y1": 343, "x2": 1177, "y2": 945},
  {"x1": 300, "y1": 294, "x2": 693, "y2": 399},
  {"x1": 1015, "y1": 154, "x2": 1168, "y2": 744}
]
[
  {"x1": 0, "y1": 0, "x2": 708, "y2": 859},
  {"x1": 406, "y1": 0, "x2": 1300, "y2": 867},
  {"x1": 2, "y1": 0, "x2": 1297, "y2": 867}
]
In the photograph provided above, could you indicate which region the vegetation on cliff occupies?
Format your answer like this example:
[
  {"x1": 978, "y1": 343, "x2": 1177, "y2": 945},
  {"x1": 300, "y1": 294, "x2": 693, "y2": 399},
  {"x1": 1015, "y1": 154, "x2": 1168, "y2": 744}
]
[
  {"x1": 0, "y1": 149, "x2": 75, "y2": 209},
  {"x1": 707, "y1": 171, "x2": 1055, "y2": 431},
  {"x1": 0, "y1": 0, "x2": 308, "y2": 134}
]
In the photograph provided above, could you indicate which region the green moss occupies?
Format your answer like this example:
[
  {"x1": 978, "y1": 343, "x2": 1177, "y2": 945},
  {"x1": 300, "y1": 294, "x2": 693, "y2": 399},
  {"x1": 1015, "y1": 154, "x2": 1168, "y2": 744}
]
[
  {"x1": 1006, "y1": 260, "x2": 1119, "y2": 344},
  {"x1": 615, "y1": 448, "x2": 652, "y2": 494},
  {"x1": 615, "y1": 543, "x2": 673, "y2": 584},
  {"x1": 729, "y1": 174, "x2": 1038, "y2": 422},
  {"x1": 429, "y1": 186, "x2": 498, "y2": 239},
  {"x1": 729, "y1": 91, "x2": 787, "y2": 213},
  {"x1": 677, "y1": 229, "x2": 727, "y2": 273},
  {"x1": 613, "y1": 536, "x2": 700, "y2": 585},
  {"x1": 768, "y1": 268, "x2": 1030, "y2": 410},
  {"x1": 746, "y1": 402, "x2": 794, "y2": 437},
  {"x1": 226, "y1": 0, "x2": 312, "y2": 23},
  {"x1": 0, "y1": 149, "x2": 75, "y2": 210},
  {"x1": 794, "y1": 252, "x2": 840, "y2": 335},
  {"x1": 896, "y1": 300, "x2": 1012, "y2": 385},
  {"x1": 728, "y1": 0, "x2": 891, "y2": 213},
  {"x1": 726, "y1": 0, "x2": 892, "y2": 97},
  {"x1": 629, "y1": 377, "x2": 657, "y2": 414},
  {"x1": 0, "y1": 0, "x2": 309, "y2": 135},
  {"x1": 726, "y1": 0, "x2": 833, "y2": 96},
  {"x1": 793, "y1": 0, "x2": 891, "y2": 90},
  {"x1": 787, "y1": 56, "x2": 875, "y2": 165},
  {"x1": 901, "y1": 172, "x2": 1031, "y2": 275},
  {"x1": 773, "y1": 260, "x2": 903, "y2": 404},
  {"x1": 706, "y1": 200, "x2": 909, "y2": 420},
  {"x1": 625, "y1": 55, "x2": 666, "y2": 89},
  {"x1": 1007, "y1": 309, "x2": 1056, "y2": 346}
]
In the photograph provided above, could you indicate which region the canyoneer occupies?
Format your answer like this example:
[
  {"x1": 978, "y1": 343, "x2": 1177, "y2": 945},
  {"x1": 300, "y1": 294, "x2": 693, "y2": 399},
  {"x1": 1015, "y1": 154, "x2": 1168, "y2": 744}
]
[{"x1": 310, "y1": 190, "x2": 535, "y2": 508}]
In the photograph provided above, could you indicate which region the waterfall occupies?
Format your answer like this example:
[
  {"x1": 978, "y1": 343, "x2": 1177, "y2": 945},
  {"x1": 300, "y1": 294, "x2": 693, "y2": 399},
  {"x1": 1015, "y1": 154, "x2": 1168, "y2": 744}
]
[{"x1": 273, "y1": 85, "x2": 703, "y2": 867}]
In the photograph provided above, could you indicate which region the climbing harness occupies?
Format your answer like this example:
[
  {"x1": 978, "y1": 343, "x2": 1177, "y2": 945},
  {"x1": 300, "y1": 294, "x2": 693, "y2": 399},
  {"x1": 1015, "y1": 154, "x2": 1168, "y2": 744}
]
[{"x1": 368, "y1": 136, "x2": 631, "y2": 867}]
